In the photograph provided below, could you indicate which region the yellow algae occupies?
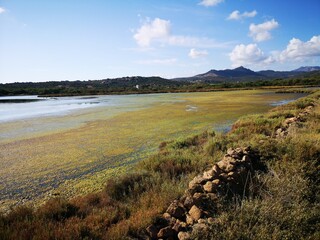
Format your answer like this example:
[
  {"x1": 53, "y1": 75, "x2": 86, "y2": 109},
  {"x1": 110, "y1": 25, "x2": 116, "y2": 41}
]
[{"x1": 0, "y1": 90, "x2": 306, "y2": 210}]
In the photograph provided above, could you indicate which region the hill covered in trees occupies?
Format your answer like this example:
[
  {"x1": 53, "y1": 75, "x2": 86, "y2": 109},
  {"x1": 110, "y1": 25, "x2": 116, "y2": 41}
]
[{"x1": 0, "y1": 68, "x2": 319, "y2": 96}]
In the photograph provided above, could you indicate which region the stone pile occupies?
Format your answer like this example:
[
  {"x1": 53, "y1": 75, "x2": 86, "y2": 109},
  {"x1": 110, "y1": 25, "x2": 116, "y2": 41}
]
[
  {"x1": 275, "y1": 105, "x2": 314, "y2": 138},
  {"x1": 146, "y1": 146, "x2": 259, "y2": 240}
]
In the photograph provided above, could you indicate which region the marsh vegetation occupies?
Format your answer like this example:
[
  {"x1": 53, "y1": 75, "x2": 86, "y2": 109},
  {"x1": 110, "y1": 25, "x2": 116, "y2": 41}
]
[{"x1": 0, "y1": 90, "x2": 318, "y2": 239}]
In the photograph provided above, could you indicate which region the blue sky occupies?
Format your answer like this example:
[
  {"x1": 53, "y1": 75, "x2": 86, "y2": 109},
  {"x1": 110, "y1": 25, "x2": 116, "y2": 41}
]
[{"x1": 0, "y1": 0, "x2": 319, "y2": 83}]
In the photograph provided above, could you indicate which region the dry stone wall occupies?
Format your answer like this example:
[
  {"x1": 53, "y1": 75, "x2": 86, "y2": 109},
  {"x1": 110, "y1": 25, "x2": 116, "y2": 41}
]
[{"x1": 147, "y1": 146, "x2": 260, "y2": 240}]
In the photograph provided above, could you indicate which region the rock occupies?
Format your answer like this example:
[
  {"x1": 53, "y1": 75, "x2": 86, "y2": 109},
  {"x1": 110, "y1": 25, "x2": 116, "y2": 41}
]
[
  {"x1": 192, "y1": 192, "x2": 207, "y2": 206},
  {"x1": 212, "y1": 179, "x2": 221, "y2": 186},
  {"x1": 189, "y1": 176, "x2": 206, "y2": 187},
  {"x1": 212, "y1": 164, "x2": 221, "y2": 175},
  {"x1": 203, "y1": 169, "x2": 216, "y2": 180},
  {"x1": 146, "y1": 225, "x2": 158, "y2": 239},
  {"x1": 284, "y1": 117, "x2": 298, "y2": 125},
  {"x1": 203, "y1": 181, "x2": 214, "y2": 193},
  {"x1": 206, "y1": 193, "x2": 218, "y2": 202},
  {"x1": 187, "y1": 183, "x2": 203, "y2": 195},
  {"x1": 186, "y1": 214, "x2": 194, "y2": 225},
  {"x1": 178, "y1": 231, "x2": 191, "y2": 240},
  {"x1": 189, "y1": 205, "x2": 203, "y2": 221},
  {"x1": 163, "y1": 212, "x2": 171, "y2": 220},
  {"x1": 166, "y1": 200, "x2": 185, "y2": 220},
  {"x1": 242, "y1": 155, "x2": 250, "y2": 162},
  {"x1": 219, "y1": 173, "x2": 228, "y2": 181},
  {"x1": 172, "y1": 220, "x2": 187, "y2": 232},
  {"x1": 227, "y1": 171, "x2": 236, "y2": 177},
  {"x1": 227, "y1": 148, "x2": 237, "y2": 156},
  {"x1": 217, "y1": 160, "x2": 235, "y2": 172},
  {"x1": 183, "y1": 196, "x2": 194, "y2": 209},
  {"x1": 276, "y1": 128, "x2": 286, "y2": 137},
  {"x1": 157, "y1": 226, "x2": 175, "y2": 239}
]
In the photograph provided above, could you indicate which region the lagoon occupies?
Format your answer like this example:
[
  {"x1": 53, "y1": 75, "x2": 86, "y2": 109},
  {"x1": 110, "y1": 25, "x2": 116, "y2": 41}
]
[{"x1": 0, "y1": 90, "x2": 306, "y2": 211}]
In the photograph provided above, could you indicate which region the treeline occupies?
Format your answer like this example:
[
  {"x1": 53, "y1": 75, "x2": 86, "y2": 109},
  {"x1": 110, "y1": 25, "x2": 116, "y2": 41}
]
[
  {"x1": 0, "y1": 76, "x2": 189, "y2": 96},
  {"x1": 0, "y1": 71, "x2": 319, "y2": 96}
]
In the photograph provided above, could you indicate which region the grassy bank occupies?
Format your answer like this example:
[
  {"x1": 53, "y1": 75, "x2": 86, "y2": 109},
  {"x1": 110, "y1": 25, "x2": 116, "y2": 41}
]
[{"x1": 0, "y1": 91, "x2": 319, "y2": 239}]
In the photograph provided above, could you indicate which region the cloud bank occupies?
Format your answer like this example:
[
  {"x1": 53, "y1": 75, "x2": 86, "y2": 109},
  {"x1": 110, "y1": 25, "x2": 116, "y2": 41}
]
[
  {"x1": 230, "y1": 36, "x2": 320, "y2": 67},
  {"x1": 279, "y1": 36, "x2": 320, "y2": 61}
]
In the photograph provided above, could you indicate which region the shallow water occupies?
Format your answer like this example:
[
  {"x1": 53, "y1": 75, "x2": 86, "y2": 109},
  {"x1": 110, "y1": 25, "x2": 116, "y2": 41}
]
[{"x1": 0, "y1": 90, "x2": 307, "y2": 210}]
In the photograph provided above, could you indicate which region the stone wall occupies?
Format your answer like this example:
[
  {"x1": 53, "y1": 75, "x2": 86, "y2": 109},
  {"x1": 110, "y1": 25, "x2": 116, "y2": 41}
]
[{"x1": 146, "y1": 147, "x2": 260, "y2": 240}]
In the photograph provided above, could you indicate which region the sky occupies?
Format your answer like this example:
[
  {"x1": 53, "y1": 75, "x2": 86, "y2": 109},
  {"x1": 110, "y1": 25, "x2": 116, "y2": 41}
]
[{"x1": 0, "y1": 0, "x2": 319, "y2": 83}]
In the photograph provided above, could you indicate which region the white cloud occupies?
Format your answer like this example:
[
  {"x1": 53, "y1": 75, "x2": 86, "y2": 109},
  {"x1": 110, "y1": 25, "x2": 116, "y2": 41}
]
[
  {"x1": 228, "y1": 10, "x2": 257, "y2": 21},
  {"x1": 136, "y1": 58, "x2": 178, "y2": 65},
  {"x1": 229, "y1": 35, "x2": 320, "y2": 67},
  {"x1": 0, "y1": 7, "x2": 5, "y2": 14},
  {"x1": 134, "y1": 17, "x2": 232, "y2": 49},
  {"x1": 134, "y1": 18, "x2": 171, "y2": 47},
  {"x1": 279, "y1": 36, "x2": 320, "y2": 61},
  {"x1": 229, "y1": 43, "x2": 271, "y2": 67},
  {"x1": 189, "y1": 48, "x2": 208, "y2": 58},
  {"x1": 199, "y1": 0, "x2": 224, "y2": 7},
  {"x1": 249, "y1": 19, "x2": 279, "y2": 42}
]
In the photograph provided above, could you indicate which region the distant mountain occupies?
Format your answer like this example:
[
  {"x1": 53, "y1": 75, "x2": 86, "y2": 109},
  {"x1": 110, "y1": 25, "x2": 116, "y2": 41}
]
[
  {"x1": 257, "y1": 70, "x2": 294, "y2": 78},
  {"x1": 197, "y1": 66, "x2": 262, "y2": 78},
  {"x1": 175, "y1": 66, "x2": 320, "y2": 83},
  {"x1": 292, "y1": 66, "x2": 320, "y2": 72},
  {"x1": 175, "y1": 66, "x2": 265, "y2": 83}
]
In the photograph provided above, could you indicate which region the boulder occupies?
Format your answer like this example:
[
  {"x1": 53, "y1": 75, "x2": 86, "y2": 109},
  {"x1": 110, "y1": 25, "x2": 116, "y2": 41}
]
[
  {"x1": 178, "y1": 231, "x2": 191, "y2": 240},
  {"x1": 203, "y1": 181, "x2": 214, "y2": 193},
  {"x1": 166, "y1": 200, "x2": 185, "y2": 220},
  {"x1": 189, "y1": 205, "x2": 203, "y2": 221},
  {"x1": 203, "y1": 169, "x2": 216, "y2": 180},
  {"x1": 212, "y1": 179, "x2": 221, "y2": 186},
  {"x1": 189, "y1": 176, "x2": 206, "y2": 187},
  {"x1": 187, "y1": 183, "x2": 203, "y2": 195},
  {"x1": 217, "y1": 160, "x2": 235, "y2": 172},
  {"x1": 186, "y1": 214, "x2": 194, "y2": 225},
  {"x1": 183, "y1": 196, "x2": 194, "y2": 209}
]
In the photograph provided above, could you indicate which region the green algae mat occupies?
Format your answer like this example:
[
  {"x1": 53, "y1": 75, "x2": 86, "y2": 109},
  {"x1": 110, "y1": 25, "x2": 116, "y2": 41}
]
[{"x1": 0, "y1": 90, "x2": 305, "y2": 211}]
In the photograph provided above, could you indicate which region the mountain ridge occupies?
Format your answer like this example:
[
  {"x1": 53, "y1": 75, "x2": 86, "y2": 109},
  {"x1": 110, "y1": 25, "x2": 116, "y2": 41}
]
[{"x1": 174, "y1": 65, "x2": 320, "y2": 83}]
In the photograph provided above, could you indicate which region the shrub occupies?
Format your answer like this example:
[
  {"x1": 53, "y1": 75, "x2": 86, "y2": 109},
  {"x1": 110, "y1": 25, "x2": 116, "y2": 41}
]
[
  {"x1": 38, "y1": 198, "x2": 79, "y2": 221},
  {"x1": 105, "y1": 173, "x2": 152, "y2": 201}
]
